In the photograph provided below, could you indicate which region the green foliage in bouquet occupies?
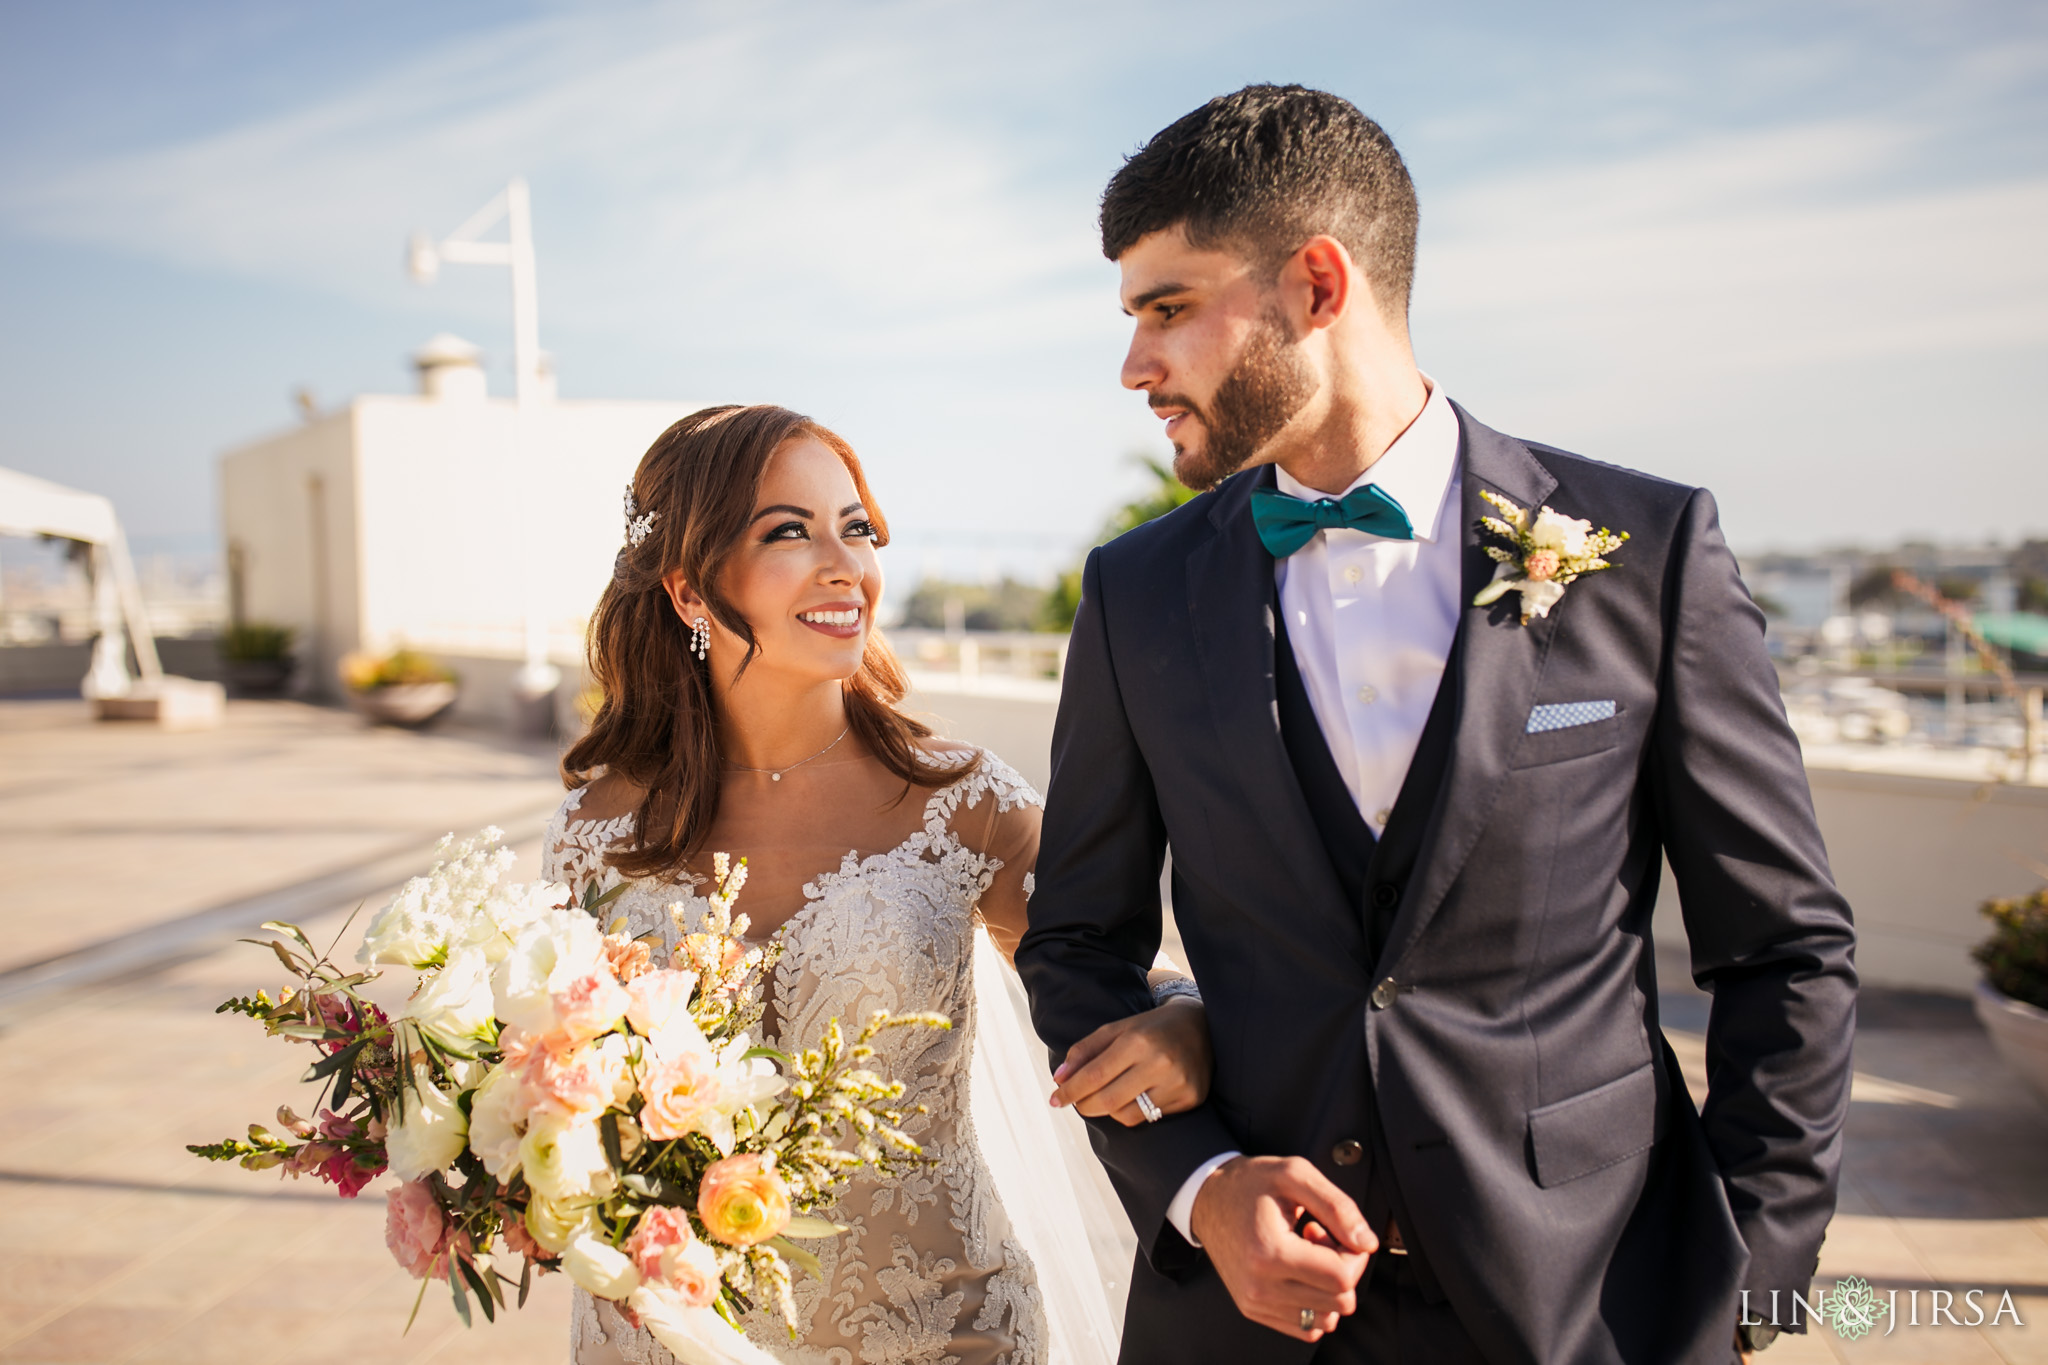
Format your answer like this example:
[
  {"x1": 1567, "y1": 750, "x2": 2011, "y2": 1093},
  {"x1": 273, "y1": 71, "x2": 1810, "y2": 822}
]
[{"x1": 1977, "y1": 887, "x2": 2048, "y2": 1011}]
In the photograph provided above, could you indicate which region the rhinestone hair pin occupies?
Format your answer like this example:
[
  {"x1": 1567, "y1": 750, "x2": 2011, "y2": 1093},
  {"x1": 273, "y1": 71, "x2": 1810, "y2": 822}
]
[{"x1": 623, "y1": 484, "x2": 658, "y2": 548}]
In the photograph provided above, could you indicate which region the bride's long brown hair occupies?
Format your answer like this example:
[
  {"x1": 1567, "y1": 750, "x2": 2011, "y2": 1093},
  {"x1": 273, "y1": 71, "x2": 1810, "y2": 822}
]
[{"x1": 563, "y1": 404, "x2": 960, "y2": 879}]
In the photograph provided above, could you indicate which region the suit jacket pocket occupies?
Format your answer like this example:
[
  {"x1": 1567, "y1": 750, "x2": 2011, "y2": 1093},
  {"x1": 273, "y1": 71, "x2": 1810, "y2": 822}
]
[
  {"x1": 1527, "y1": 1062, "x2": 1659, "y2": 1188},
  {"x1": 1510, "y1": 711, "x2": 1620, "y2": 769}
]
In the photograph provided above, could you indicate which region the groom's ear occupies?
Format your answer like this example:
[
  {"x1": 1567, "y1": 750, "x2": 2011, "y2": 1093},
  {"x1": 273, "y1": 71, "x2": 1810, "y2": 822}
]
[{"x1": 1286, "y1": 234, "x2": 1361, "y2": 333}]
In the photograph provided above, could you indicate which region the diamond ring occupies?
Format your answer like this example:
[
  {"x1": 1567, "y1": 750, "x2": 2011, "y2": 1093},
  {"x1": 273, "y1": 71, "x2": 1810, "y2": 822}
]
[
  {"x1": 1134, "y1": 1090, "x2": 1163, "y2": 1124},
  {"x1": 1299, "y1": 1308, "x2": 1316, "y2": 1332}
]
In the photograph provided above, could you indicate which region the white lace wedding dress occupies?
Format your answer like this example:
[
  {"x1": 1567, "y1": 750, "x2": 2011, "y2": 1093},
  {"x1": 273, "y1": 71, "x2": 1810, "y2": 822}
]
[{"x1": 543, "y1": 752, "x2": 1133, "y2": 1365}]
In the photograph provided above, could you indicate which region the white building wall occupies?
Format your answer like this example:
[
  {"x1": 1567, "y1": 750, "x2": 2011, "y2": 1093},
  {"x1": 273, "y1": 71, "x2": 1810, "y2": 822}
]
[{"x1": 223, "y1": 390, "x2": 696, "y2": 701}]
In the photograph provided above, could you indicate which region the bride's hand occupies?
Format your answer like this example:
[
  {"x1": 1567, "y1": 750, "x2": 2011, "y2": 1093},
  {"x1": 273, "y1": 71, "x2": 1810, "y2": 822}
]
[{"x1": 1049, "y1": 997, "x2": 1212, "y2": 1126}]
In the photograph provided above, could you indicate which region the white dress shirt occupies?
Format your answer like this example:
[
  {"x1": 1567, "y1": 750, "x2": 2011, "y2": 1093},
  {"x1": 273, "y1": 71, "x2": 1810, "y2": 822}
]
[{"x1": 1163, "y1": 378, "x2": 1465, "y2": 1245}]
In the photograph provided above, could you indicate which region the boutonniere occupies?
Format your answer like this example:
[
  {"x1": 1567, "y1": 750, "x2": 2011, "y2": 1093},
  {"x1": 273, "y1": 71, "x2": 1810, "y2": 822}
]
[{"x1": 1472, "y1": 491, "x2": 1628, "y2": 624}]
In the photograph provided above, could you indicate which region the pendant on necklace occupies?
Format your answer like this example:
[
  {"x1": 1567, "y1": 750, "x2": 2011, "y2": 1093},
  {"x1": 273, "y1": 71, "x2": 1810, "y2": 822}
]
[{"x1": 771, "y1": 772, "x2": 781, "y2": 782}]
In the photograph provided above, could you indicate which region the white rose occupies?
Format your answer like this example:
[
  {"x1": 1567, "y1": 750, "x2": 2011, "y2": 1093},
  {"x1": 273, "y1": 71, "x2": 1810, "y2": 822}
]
[
  {"x1": 385, "y1": 1070, "x2": 470, "y2": 1182},
  {"x1": 626, "y1": 969, "x2": 705, "y2": 1062},
  {"x1": 493, "y1": 910, "x2": 608, "y2": 1036},
  {"x1": 519, "y1": 1108, "x2": 617, "y2": 1202},
  {"x1": 467, "y1": 1062, "x2": 529, "y2": 1180},
  {"x1": 1527, "y1": 507, "x2": 1591, "y2": 559},
  {"x1": 563, "y1": 1233, "x2": 643, "y2": 1300},
  {"x1": 404, "y1": 948, "x2": 498, "y2": 1052},
  {"x1": 525, "y1": 1192, "x2": 601, "y2": 1254}
]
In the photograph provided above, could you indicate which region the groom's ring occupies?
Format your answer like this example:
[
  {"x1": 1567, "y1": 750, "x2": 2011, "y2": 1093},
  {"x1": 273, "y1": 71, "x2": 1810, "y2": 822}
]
[
  {"x1": 1134, "y1": 1090, "x2": 1163, "y2": 1123},
  {"x1": 1299, "y1": 1308, "x2": 1317, "y2": 1333}
]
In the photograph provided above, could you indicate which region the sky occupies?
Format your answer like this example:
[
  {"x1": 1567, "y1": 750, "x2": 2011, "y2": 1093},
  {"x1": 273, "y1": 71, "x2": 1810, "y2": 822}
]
[{"x1": 1, "y1": 0, "x2": 2044, "y2": 581}]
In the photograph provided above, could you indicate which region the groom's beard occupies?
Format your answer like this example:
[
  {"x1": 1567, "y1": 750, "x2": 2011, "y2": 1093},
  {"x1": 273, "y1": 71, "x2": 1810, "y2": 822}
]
[{"x1": 1156, "y1": 307, "x2": 1319, "y2": 492}]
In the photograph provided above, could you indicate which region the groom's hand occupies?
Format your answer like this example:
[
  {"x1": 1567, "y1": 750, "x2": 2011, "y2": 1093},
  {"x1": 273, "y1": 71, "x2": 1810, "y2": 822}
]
[{"x1": 1190, "y1": 1155, "x2": 1376, "y2": 1343}]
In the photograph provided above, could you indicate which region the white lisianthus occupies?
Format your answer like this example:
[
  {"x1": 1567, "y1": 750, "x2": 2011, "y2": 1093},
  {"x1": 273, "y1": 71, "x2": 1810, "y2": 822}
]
[
  {"x1": 519, "y1": 1108, "x2": 617, "y2": 1202},
  {"x1": 563, "y1": 1233, "x2": 643, "y2": 1300},
  {"x1": 493, "y1": 910, "x2": 609, "y2": 1036},
  {"x1": 525, "y1": 1192, "x2": 602, "y2": 1255},
  {"x1": 404, "y1": 948, "x2": 498, "y2": 1052},
  {"x1": 467, "y1": 1062, "x2": 530, "y2": 1180},
  {"x1": 630, "y1": 1284, "x2": 782, "y2": 1365},
  {"x1": 1527, "y1": 507, "x2": 1592, "y2": 559},
  {"x1": 385, "y1": 1069, "x2": 470, "y2": 1182}
]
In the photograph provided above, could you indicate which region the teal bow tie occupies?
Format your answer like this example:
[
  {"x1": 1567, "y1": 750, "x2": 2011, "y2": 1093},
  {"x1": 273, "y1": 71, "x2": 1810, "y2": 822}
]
[{"x1": 1249, "y1": 483, "x2": 1414, "y2": 557}]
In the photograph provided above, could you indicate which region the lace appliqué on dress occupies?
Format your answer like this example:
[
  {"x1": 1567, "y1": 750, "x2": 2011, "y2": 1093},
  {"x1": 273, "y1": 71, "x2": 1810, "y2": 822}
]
[{"x1": 551, "y1": 754, "x2": 1048, "y2": 1365}]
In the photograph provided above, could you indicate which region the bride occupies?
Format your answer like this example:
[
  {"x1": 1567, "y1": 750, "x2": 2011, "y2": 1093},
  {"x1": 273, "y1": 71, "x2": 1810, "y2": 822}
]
[{"x1": 544, "y1": 404, "x2": 1212, "y2": 1364}]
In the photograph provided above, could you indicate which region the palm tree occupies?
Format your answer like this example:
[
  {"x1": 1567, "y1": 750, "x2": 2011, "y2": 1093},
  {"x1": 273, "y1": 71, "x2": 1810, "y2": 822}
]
[{"x1": 1041, "y1": 456, "x2": 1197, "y2": 630}]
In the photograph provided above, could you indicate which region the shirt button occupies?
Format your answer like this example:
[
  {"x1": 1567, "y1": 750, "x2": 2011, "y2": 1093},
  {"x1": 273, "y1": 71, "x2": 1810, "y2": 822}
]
[
  {"x1": 1374, "y1": 808, "x2": 1391, "y2": 827},
  {"x1": 1356, "y1": 685, "x2": 1377, "y2": 705},
  {"x1": 1332, "y1": 1138, "x2": 1365, "y2": 1167},
  {"x1": 1343, "y1": 564, "x2": 1364, "y2": 585}
]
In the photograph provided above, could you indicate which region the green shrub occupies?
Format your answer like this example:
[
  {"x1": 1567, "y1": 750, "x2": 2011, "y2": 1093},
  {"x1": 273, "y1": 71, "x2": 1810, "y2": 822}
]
[
  {"x1": 1976, "y1": 888, "x2": 2048, "y2": 1011},
  {"x1": 219, "y1": 622, "x2": 294, "y2": 663}
]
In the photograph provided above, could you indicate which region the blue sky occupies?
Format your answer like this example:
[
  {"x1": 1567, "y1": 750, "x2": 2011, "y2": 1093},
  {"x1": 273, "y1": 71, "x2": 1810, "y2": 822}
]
[{"x1": 2, "y1": 0, "x2": 2044, "y2": 578}]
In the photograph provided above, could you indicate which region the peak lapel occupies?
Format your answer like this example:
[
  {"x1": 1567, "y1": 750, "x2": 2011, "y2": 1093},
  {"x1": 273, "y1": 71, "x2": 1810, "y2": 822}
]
[
  {"x1": 1379, "y1": 406, "x2": 1561, "y2": 975},
  {"x1": 1186, "y1": 469, "x2": 1354, "y2": 922}
]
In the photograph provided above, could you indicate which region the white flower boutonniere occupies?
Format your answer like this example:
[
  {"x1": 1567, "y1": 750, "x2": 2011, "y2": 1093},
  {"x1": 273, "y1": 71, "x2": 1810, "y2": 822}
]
[{"x1": 1472, "y1": 491, "x2": 1628, "y2": 624}]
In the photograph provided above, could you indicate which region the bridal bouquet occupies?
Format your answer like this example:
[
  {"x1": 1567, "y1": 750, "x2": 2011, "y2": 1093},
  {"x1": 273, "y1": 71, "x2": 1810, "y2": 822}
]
[{"x1": 190, "y1": 829, "x2": 941, "y2": 1363}]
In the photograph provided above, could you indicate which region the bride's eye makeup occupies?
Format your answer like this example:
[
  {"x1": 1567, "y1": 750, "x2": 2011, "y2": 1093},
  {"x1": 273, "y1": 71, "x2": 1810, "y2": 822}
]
[
  {"x1": 843, "y1": 518, "x2": 878, "y2": 541},
  {"x1": 762, "y1": 520, "x2": 810, "y2": 543}
]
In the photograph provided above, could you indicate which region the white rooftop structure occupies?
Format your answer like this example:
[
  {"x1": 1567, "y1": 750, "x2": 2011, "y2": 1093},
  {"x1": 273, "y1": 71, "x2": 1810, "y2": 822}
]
[{"x1": 219, "y1": 340, "x2": 696, "y2": 710}]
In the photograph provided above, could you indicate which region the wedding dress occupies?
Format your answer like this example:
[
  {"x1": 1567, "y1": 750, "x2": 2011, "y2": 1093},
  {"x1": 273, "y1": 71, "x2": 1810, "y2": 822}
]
[{"x1": 543, "y1": 751, "x2": 1135, "y2": 1365}]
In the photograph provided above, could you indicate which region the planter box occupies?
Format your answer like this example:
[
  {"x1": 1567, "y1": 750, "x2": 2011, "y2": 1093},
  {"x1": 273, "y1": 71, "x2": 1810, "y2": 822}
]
[
  {"x1": 348, "y1": 681, "x2": 458, "y2": 728},
  {"x1": 1973, "y1": 979, "x2": 2048, "y2": 1105},
  {"x1": 223, "y1": 658, "x2": 296, "y2": 696}
]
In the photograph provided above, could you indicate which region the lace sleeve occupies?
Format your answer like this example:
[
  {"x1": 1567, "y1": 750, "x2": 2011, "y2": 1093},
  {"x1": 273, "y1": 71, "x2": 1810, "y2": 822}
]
[
  {"x1": 941, "y1": 751, "x2": 1042, "y2": 961},
  {"x1": 542, "y1": 786, "x2": 634, "y2": 902}
]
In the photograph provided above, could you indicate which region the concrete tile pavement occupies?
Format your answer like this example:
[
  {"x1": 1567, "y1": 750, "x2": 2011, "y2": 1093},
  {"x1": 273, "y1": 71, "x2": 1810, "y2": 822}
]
[{"x1": 3, "y1": 698, "x2": 2047, "y2": 1361}]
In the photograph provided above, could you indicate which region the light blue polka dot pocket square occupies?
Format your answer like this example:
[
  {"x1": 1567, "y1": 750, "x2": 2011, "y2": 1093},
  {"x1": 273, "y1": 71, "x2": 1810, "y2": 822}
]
[{"x1": 1525, "y1": 700, "x2": 1617, "y2": 734}]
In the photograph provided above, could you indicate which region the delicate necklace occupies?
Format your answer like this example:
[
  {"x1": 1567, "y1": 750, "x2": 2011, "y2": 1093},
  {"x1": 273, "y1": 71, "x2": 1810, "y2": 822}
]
[{"x1": 728, "y1": 725, "x2": 850, "y2": 782}]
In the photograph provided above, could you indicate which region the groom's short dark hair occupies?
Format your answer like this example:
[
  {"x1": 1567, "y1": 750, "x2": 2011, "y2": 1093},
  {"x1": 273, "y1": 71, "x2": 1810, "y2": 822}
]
[{"x1": 1100, "y1": 85, "x2": 1418, "y2": 320}]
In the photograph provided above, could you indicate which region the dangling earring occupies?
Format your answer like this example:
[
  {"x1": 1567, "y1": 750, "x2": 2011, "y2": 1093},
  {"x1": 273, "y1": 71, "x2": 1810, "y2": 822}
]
[{"x1": 690, "y1": 616, "x2": 710, "y2": 662}]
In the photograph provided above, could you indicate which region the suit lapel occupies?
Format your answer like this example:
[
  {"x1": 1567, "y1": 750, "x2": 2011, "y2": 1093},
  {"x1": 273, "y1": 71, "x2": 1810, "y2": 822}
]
[
  {"x1": 1378, "y1": 405, "x2": 1561, "y2": 975},
  {"x1": 1186, "y1": 468, "x2": 1355, "y2": 920}
]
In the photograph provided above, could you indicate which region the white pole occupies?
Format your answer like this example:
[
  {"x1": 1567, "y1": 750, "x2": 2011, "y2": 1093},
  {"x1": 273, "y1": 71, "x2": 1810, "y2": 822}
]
[{"x1": 504, "y1": 177, "x2": 559, "y2": 703}]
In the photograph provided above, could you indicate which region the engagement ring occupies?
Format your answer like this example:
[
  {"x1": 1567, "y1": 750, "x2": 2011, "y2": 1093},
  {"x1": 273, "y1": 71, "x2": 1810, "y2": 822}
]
[{"x1": 1135, "y1": 1090, "x2": 1163, "y2": 1123}]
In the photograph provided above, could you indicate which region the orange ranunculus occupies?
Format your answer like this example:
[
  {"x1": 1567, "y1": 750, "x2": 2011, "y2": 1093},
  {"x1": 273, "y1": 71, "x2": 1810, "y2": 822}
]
[{"x1": 696, "y1": 1153, "x2": 790, "y2": 1248}]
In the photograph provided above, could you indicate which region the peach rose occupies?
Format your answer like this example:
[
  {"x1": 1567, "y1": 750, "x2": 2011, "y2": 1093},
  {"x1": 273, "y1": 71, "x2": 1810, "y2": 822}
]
[
  {"x1": 602, "y1": 934, "x2": 654, "y2": 984},
  {"x1": 660, "y1": 1237, "x2": 723, "y2": 1307},
  {"x1": 697, "y1": 1153, "x2": 789, "y2": 1248},
  {"x1": 531, "y1": 1034, "x2": 628, "y2": 1118}
]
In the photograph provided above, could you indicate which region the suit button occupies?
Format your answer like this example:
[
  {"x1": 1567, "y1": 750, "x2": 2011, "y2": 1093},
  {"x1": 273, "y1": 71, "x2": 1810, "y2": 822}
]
[
  {"x1": 1332, "y1": 1138, "x2": 1364, "y2": 1166},
  {"x1": 1370, "y1": 978, "x2": 1399, "y2": 1009},
  {"x1": 1371, "y1": 883, "x2": 1400, "y2": 911}
]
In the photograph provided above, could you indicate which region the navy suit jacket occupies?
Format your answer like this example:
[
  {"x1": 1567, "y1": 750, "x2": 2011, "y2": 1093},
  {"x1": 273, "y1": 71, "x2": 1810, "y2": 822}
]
[{"x1": 1016, "y1": 405, "x2": 1857, "y2": 1365}]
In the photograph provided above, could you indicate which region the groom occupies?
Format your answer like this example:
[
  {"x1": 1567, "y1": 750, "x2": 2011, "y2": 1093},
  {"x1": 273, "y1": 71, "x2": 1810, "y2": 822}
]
[{"x1": 1017, "y1": 86, "x2": 1856, "y2": 1364}]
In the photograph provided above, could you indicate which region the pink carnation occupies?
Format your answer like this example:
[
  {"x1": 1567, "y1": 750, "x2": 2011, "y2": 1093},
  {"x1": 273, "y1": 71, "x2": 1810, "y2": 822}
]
[
  {"x1": 1523, "y1": 549, "x2": 1560, "y2": 582},
  {"x1": 623, "y1": 1206, "x2": 696, "y2": 1283},
  {"x1": 639, "y1": 1049, "x2": 724, "y2": 1141},
  {"x1": 551, "y1": 971, "x2": 631, "y2": 1048},
  {"x1": 385, "y1": 1179, "x2": 450, "y2": 1279},
  {"x1": 531, "y1": 1041, "x2": 622, "y2": 1118}
]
